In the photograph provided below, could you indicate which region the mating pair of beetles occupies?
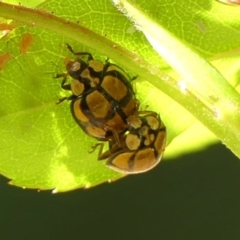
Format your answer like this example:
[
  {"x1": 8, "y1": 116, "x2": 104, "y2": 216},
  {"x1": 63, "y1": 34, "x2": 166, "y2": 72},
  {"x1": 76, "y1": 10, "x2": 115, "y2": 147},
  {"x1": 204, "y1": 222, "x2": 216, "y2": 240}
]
[{"x1": 57, "y1": 44, "x2": 166, "y2": 174}]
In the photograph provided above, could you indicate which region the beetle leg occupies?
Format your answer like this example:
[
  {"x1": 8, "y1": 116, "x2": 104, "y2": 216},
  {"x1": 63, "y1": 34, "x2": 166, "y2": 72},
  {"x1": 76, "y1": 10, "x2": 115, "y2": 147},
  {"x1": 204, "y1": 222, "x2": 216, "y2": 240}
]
[
  {"x1": 61, "y1": 84, "x2": 71, "y2": 91},
  {"x1": 55, "y1": 73, "x2": 71, "y2": 91},
  {"x1": 56, "y1": 94, "x2": 78, "y2": 104},
  {"x1": 90, "y1": 138, "x2": 126, "y2": 161},
  {"x1": 89, "y1": 143, "x2": 104, "y2": 154},
  {"x1": 55, "y1": 77, "x2": 78, "y2": 104},
  {"x1": 105, "y1": 57, "x2": 110, "y2": 64},
  {"x1": 56, "y1": 97, "x2": 68, "y2": 104},
  {"x1": 137, "y1": 110, "x2": 158, "y2": 117},
  {"x1": 55, "y1": 73, "x2": 76, "y2": 104},
  {"x1": 66, "y1": 43, "x2": 93, "y2": 61},
  {"x1": 131, "y1": 75, "x2": 138, "y2": 81},
  {"x1": 98, "y1": 149, "x2": 112, "y2": 161},
  {"x1": 55, "y1": 73, "x2": 67, "y2": 79},
  {"x1": 89, "y1": 142, "x2": 111, "y2": 160},
  {"x1": 104, "y1": 125, "x2": 122, "y2": 147}
]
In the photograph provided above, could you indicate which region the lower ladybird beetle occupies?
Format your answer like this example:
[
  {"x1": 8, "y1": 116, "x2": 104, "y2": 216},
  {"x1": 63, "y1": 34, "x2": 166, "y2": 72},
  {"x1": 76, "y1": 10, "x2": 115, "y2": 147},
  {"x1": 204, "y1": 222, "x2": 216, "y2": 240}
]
[
  {"x1": 93, "y1": 112, "x2": 166, "y2": 174},
  {"x1": 57, "y1": 45, "x2": 139, "y2": 143}
]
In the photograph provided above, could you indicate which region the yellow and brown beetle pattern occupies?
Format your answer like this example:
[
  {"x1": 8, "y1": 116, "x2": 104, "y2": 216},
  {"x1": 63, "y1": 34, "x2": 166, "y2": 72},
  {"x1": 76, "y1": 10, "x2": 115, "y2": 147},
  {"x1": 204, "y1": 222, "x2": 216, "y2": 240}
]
[
  {"x1": 94, "y1": 112, "x2": 166, "y2": 174},
  {"x1": 57, "y1": 44, "x2": 138, "y2": 142},
  {"x1": 57, "y1": 45, "x2": 167, "y2": 174}
]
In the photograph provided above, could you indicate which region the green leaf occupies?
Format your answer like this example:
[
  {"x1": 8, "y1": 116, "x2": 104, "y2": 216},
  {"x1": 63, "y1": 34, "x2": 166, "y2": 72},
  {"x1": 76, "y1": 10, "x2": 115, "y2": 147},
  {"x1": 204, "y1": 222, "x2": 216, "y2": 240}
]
[{"x1": 0, "y1": 0, "x2": 239, "y2": 192}]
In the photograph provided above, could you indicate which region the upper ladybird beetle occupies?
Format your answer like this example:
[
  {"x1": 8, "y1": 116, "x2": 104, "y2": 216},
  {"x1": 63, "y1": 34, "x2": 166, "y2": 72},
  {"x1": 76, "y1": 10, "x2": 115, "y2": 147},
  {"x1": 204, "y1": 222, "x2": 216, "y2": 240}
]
[
  {"x1": 57, "y1": 45, "x2": 139, "y2": 143},
  {"x1": 94, "y1": 112, "x2": 166, "y2": 174}
]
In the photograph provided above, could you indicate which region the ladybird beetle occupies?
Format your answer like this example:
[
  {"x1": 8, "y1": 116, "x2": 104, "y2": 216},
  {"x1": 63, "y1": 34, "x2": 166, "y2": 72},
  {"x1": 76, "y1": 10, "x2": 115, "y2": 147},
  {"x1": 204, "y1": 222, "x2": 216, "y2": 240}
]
[
  {"x1": 57, "y1": 45, "x2": 139, "y2": 142},
  {"x1": 94, "y1": 112, "x2": 166, "y2": 174}
]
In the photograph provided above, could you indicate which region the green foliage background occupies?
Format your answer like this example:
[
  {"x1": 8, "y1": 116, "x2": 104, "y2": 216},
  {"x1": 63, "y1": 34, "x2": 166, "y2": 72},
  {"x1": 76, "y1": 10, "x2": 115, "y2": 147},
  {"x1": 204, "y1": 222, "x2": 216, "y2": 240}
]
[{"x1": 0, "y1": 0, "x2": 240, "y2": 192}]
